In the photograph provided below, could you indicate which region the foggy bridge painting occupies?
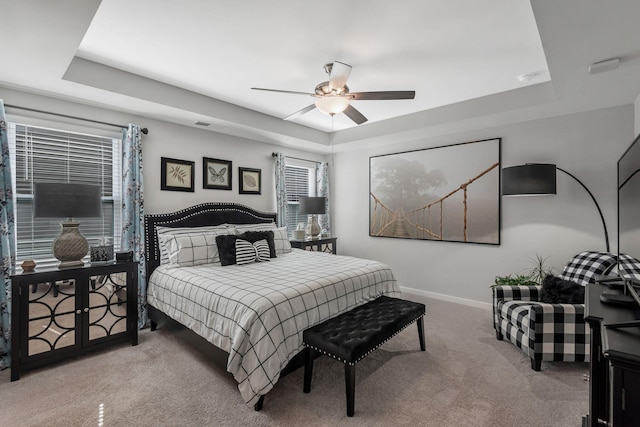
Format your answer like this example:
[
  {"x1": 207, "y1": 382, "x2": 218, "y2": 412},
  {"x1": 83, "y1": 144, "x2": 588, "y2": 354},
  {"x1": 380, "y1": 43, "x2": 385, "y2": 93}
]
[{"x1": 369, "y1": 138, "x2": 501, "y2": 245}]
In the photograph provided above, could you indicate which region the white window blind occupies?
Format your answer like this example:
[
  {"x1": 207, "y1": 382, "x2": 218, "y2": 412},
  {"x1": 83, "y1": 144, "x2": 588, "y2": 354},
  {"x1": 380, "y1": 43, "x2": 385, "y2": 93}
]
[
  {"x1": 9, "y1": 123, "x2": 122, "y2": 267},
  {"x1": 285, "y1": 163, "x2": 316, "y2": 233}
]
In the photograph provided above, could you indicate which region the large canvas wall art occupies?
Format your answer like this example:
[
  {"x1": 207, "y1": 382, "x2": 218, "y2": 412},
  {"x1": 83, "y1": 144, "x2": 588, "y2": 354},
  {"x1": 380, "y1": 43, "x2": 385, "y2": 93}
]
[{"x1": 369, "y1": 138, "x2": 501, "y2": 245}]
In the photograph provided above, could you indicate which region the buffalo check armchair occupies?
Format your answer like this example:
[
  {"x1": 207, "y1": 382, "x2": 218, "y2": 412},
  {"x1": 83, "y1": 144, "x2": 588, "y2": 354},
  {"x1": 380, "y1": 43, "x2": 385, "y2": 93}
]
[{"x1": 492, "y1": 251, "x2": 617, "y2": 371}]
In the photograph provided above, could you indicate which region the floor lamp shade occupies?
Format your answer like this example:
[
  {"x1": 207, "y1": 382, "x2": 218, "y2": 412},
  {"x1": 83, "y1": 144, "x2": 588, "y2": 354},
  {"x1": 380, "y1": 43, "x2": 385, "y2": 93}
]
[
  {"x1": 34, "y1": 183, "x2": 102, "y2": 268},
  {"x1": 502, "y1": 163, "x2": 557, "y2": 196},
  {"x1": 501, "y1": 163, "x2": 610, "y2": 251},
  {"x1": 299, "y1": 196, "x2": 326, "y2": 238}
]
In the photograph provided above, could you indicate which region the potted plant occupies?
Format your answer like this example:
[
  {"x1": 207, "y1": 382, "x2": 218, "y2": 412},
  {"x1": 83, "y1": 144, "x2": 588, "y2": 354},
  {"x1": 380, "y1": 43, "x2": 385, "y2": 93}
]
[{"x1": 492, "y1": 253, "x2": 555, "y2": 287}]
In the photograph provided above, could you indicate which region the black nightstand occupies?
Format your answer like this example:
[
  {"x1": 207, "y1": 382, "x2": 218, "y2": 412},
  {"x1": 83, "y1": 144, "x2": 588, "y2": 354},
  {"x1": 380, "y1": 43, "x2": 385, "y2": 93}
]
[
  {"x1": 10, "y1": 261, "x2": 138, "y2": 381},
  {"x1": 290, "y1": 236, "x2": 337, "y2": 254}
]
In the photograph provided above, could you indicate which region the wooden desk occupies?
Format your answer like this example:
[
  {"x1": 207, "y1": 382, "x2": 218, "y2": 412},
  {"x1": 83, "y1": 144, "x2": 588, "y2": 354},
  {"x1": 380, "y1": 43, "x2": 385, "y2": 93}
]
[{"x1": 584, "y1": 282, "x2": 640, "y2": 426}]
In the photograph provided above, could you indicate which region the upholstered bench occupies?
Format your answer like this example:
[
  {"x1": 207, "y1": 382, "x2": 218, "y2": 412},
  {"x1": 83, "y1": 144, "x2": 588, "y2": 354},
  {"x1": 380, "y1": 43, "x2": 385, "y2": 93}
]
[{"x1": 302, "y1": 296, "x2": 426, "y2": 417}]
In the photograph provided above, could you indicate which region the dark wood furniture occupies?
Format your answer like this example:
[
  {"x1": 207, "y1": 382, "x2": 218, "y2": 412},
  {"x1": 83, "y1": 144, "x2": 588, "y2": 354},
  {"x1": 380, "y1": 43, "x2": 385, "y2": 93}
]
[
  {"x1": 302, "y1": 296, "x2": 426, "y2": 417},
  {"x1": 584, "y1": 282, "x2": 640, "y2": 426},
  {"x1": 10, "y1": 261, "x2": 138, "y2": 381},
  {"x1": 290, "y1": 236, "x2": 337, "y2": 254}
]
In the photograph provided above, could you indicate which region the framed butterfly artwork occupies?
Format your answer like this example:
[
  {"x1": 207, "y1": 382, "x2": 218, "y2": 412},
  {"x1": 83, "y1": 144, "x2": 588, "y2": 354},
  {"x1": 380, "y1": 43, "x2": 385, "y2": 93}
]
[{"x1": 203, "y1": 157, "x2": 232, "y2": 190}]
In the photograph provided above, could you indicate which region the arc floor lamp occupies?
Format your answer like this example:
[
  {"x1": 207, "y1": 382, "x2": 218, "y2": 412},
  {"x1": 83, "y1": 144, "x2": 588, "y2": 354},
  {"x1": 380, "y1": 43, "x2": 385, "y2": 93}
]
[{"x1": 502, "y1": 163, "x2": 610, "y2": 252}]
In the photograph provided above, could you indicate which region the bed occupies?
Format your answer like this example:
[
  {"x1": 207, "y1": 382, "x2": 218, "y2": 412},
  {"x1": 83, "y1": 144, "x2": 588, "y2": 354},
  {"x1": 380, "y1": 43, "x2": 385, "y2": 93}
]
[{"x1": 144, "y1": 203, "x2": 401, "y2": 408}]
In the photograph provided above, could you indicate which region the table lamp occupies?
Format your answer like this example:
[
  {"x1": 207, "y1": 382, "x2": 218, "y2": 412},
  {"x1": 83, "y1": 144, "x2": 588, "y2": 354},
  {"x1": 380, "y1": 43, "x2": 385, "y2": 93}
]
[
  {"x1": 34, "y1": 183, "x2": 102, "y2": 268},
  {"x1": 299, "y1": 196, "x2": 326, "y2": 239}
]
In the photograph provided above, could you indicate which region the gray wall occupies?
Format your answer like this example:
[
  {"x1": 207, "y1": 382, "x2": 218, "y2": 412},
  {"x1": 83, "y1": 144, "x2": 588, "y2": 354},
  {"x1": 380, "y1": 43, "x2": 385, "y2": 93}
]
[
  {"x1": 1, "y1": 87, "x2": 325, "y2": 216},
  {"x1": 2, "y1": 87, "x2": 635, "y2": 307},
  {"x1": 636, "y1": 92, "x2": 640, "y2": 137},
  {"x1": 332, "y1": 106, "x2": 634, "y2": 307}
]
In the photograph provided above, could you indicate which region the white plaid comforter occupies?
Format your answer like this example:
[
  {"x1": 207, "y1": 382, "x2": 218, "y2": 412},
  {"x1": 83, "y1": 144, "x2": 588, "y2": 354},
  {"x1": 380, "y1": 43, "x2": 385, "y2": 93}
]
[{"x1": 146, "y1": 249, "x2": 401, "y2": 405}]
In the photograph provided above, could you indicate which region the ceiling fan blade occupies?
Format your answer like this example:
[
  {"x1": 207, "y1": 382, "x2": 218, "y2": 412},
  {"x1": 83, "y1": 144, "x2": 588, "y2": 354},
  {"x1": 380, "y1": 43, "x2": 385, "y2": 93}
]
[
  {"x1": 350, "y1": 91, "x2": 416, "y2": 100},
  {"x1": 251, "y1": 87, "x2": 314, "y2": 96},
  {"x1": 343, "y1": 104, "x2": 368, "y2": 125},
  {"x1": 284, "y1": 104, "x2": 316, "y2": 121},
  {"x1": 328, "y1": 61, "x2": 352, "y2": 92}
]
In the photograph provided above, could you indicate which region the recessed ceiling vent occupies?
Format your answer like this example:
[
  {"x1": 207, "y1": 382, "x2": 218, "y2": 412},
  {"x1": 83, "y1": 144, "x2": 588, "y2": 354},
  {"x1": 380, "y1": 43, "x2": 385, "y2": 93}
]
[
  {"x1": 588, "y1": 58, "x2": 620, "y2": 74},
  {"x1": 194, "y1": 121, "x2": 211, "y2": 126}
]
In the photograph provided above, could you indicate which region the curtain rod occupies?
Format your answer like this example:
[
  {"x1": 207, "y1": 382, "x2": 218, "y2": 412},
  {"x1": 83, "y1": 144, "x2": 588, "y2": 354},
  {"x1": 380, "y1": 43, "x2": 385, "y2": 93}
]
[
  {"x1": 4, "y1": 104, "x2": 149, "y2": 134},
  {"x1": 271, "y1": 152, "x2": 318, "y2": 163}
]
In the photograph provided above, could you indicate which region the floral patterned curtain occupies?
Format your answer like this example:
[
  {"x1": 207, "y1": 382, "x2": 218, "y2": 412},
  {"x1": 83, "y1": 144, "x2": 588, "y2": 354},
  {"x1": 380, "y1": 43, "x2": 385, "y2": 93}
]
[
  {"x1": 121, "y1": 124, "x2": 146, "y2": 328},
  {"x1": 0, "y1": 100, "x2": 15, "y2": 369},
  {"x1": 317, "y1": 161, "x2": 331, "y2": 234},
  {"x1": 274, "y1": 152, "x2": 288, "y2": 228}
]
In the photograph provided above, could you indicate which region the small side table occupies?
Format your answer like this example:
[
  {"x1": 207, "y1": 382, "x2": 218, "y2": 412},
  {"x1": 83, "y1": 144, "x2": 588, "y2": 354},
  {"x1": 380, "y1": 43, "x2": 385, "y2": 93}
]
[
  {"x1": 11, "y1": 261, "x2": 138, "y2": 381},
  {"x1": 290, "y1": 236, "x2": 337, "y2": 254}
]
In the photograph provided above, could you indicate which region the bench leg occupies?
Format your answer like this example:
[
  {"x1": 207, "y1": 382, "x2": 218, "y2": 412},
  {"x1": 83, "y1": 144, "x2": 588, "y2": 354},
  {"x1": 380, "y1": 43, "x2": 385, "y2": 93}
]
[
  {"x1": 303, "y1": 347, "x2": 314, "y2": 393},
  {"x1": 417, "y1": 317, "x2": 426, "y2": 351},
  {"x1": 345, "y1": 364, "x2": 356, "y2": 417}
]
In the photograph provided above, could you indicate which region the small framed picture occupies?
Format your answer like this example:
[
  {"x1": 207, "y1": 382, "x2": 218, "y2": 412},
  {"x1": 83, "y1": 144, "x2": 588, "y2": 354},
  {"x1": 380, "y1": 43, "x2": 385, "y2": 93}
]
[
  {"x1": 239, "y1": 167, "x2": 261, "y2": 195},
  {"x1": 203, "y1": 157, "x2": 232, "y2": 190},
  {"x1": 161, "y1": 157, "x2": 194, "y2": 192}
]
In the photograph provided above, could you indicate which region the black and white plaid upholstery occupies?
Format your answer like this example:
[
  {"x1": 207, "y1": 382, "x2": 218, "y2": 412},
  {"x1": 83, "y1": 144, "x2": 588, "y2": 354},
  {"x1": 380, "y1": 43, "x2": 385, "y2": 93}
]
[
  {"x1": 619, "y1": 253, "x2": 640, "y2": 282},
  {"x1": 492, "y1": 251, "x2": 616, "y2": 370},
  {"x1": 559, "y1": 251, "x2": 617, "y2": 286}
]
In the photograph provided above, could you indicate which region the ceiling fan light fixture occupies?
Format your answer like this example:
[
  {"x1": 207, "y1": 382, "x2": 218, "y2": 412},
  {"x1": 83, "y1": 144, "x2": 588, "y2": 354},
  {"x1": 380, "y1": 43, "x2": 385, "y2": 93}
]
[{"x1": 314, "y1": 96, "x2": 350, "y2": 115}]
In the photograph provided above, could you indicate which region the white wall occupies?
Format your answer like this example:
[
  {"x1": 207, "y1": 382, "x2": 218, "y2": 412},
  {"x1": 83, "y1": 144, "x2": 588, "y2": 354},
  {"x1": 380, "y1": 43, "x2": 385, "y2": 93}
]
[
  {"x1": 1, "y1": 87, "x2": 325, "y2": 216},
  {"x1": 635, "y1": 92, "x2": 640, "y2": 137},
  {"x1": 3, "y1": 87, "x2": 636, "y2": 307},
  {"x1": 139, "y1": 119, "x2": 325, "y2": 215},
  {"x1": 332, "y1": 105, "x2": 634, "y2": 306}
]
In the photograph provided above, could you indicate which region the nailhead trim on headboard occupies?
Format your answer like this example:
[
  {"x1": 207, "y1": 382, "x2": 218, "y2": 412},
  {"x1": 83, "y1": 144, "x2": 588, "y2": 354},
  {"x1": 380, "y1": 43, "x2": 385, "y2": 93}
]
[{"x1": 143, "y1": 203, "x2": 277, "y2": 286}]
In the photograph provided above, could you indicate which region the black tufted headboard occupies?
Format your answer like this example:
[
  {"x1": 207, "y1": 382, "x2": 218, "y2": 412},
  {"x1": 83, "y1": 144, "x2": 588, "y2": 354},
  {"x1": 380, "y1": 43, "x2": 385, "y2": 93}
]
[{"x1": 143, "y1": 202, "x2": 277, "y2": 283}]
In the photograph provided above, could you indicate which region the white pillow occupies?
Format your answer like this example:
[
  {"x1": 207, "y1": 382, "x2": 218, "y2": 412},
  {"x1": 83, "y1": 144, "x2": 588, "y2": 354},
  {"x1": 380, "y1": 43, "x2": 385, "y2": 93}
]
[
  {"x1": 162, "y1": 232, "x2": 218, "y2": 267},
  {"x1": 231, "y1": 223, "x2": 290, "y2": 254},
  {"x1": 157, "y1": 225, "x2": 236, "y2": 265},
  {"x1": 272, "y1": 227, "x2": 292, "y2": 255},
  {"x1": 234, "y1": 223, "x2": 277, "y2": 233}
]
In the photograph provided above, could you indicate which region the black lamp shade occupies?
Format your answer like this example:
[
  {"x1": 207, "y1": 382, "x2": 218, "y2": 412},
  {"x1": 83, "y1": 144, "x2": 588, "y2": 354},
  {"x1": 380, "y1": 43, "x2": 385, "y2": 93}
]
[
  {"x1": 299, "y1": 196, "x2": 326, "y2": 214},
  {"x1": 34, "y1": 183, "x2": 102, "y2": 218},
  {"x1": 502, "y1": 164, "x2": 557, "y2": 196}
]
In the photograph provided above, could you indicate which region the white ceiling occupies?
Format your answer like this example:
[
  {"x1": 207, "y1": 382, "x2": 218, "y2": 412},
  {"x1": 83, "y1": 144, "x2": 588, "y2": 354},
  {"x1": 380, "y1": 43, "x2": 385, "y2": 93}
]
[{"x1": 2, "y1": 0, "x2": 640, "y2": 151}]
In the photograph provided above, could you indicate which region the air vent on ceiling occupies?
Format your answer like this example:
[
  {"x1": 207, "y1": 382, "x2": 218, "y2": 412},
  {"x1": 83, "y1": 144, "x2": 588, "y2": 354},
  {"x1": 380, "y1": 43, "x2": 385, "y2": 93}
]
[
  {"x1": 194, "y1": 121, "x2": 211, "y2": 126},
  {"x1": 588, "y1": 58, "x2": 620, "y2": 74}
]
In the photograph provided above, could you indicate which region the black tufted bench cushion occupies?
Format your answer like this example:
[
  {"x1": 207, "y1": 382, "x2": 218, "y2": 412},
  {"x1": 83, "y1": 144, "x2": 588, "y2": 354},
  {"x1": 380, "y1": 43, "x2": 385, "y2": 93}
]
[{"x1": 302, "y1": 296, "x2": 426, "y2": 416}]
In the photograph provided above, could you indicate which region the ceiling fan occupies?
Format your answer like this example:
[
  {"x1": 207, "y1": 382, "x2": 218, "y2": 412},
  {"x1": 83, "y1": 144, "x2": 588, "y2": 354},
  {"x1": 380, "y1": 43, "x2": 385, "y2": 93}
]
[{"x1": 251, "y1": 61, "x2": 415, "y2": 125}]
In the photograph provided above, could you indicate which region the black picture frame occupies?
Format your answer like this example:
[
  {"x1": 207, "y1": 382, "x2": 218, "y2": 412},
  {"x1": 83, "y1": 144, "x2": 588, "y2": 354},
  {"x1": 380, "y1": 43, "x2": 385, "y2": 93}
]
[
  {"x1": 239, "y1": 167, "x2": 261, "y2": 195},
  {"x1": 203, "y1": 157, "x2": 232, "y2": 190},
  {"x1": 369, "y1": 138, "x2": 501, "y2": 245},
  {"x1": 161, "y1": 157, "x2": 194, "y2": 192}
]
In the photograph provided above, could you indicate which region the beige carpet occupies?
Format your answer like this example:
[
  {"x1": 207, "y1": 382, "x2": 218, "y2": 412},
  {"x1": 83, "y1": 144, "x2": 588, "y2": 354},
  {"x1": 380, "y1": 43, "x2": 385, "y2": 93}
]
[{"x1": 0, "y1": 297, "x2": 588, "y2": 426}]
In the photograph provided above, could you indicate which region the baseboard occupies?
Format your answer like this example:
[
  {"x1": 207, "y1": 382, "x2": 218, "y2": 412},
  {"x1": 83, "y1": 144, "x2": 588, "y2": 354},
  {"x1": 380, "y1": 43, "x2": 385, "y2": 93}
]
[{"x1": 400, "y1": 286, "x2": 492, "y2": 311}]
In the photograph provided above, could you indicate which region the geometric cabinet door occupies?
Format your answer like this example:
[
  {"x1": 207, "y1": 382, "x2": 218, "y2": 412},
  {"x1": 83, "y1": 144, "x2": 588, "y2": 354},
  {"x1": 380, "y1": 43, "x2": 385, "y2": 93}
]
[{"x1": 10, "y1": 261, "x2": 138, "y2": 381}]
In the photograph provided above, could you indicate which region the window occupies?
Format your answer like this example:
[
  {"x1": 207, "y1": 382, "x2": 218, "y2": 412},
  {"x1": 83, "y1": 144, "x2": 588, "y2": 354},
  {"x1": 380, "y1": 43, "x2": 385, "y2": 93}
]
[
  {"x1": 8, "y1": 123, "x2": 122, "y2": 267},
  {"x1": 285, "y1": 161, "x2": 317, "y2": 233}
]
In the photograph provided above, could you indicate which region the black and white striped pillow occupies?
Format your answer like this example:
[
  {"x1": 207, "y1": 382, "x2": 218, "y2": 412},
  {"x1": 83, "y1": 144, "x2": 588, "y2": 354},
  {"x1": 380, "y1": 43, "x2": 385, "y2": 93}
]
[{"x1": 235, "y1": 239, "x2": 271, "y2": 265}]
